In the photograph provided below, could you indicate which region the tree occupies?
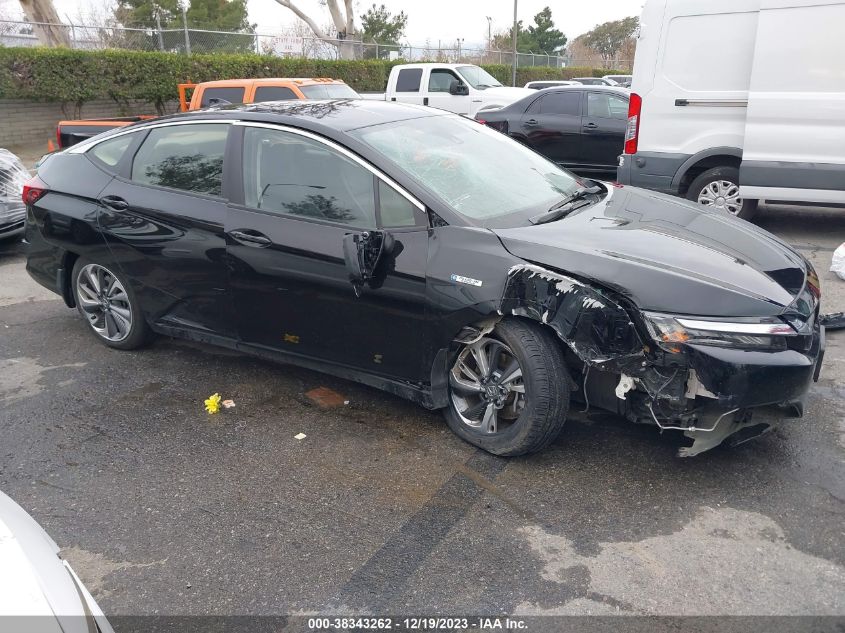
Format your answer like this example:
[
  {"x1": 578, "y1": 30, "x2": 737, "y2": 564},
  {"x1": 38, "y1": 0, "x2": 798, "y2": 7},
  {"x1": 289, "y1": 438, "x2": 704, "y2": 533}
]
[
  {"x1": 360, "y1": 3, "x2": 406, "y2": 59},
  {"x1": 490, "y1": 7, "x2": 566, "y2": 55},
  {"x1": 583, "y1": 16, "x2": 638, "y2": 64},
  {"x1": 114, "y1": 0, "x2": 254, "y2": 52},
  {"x1": 527, "y1": 7, "x2": 566, "y2": 54},
  {"x1": 17, "y1": 0, "x2": 70, "y2": 46},
  {"x1": 271, "y1": 0, "x2": 359, "y2": 59}
]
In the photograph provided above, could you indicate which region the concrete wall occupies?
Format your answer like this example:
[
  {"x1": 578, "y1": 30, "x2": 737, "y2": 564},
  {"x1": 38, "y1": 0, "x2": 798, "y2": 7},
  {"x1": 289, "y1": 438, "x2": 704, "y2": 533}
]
[{"x1": 0, "y1": 100, "x2": 178, "y2": 149}]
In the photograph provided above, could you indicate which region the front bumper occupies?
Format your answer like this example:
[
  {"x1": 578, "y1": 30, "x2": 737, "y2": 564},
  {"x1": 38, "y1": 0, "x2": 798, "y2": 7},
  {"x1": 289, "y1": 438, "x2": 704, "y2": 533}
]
[{"x1": 686, "y1": 325, "x2": 823, "y2": 411}]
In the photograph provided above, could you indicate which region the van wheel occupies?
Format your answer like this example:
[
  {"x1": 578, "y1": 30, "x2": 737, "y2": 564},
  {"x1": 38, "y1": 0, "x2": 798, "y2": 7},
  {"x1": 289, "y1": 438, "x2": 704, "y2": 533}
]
[
  {"x1": 71, "y1": 258, "x2": 150, "y2": 350},
  {"x1": 444, "y1": 319, "x2": 570, "y2": 457},
  {"x1": 687, "y1": 166, "x2": 758, "y2": 220}
]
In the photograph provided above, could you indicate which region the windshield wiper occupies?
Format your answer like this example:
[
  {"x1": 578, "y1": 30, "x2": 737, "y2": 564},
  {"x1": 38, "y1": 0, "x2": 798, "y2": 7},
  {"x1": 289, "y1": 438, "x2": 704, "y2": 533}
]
[{"x1": 529, "y1": 185, "x2": 603, "y2": 225}]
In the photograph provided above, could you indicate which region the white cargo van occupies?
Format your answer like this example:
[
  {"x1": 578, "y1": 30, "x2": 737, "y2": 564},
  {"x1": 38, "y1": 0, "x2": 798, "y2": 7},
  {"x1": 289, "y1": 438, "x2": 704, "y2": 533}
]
[
  {"x1": 617, "y1": 0, "x2": 845, "y2": 219},
  {"x1": 369, "y1": 63, "x2": 534, "y2": 117}
]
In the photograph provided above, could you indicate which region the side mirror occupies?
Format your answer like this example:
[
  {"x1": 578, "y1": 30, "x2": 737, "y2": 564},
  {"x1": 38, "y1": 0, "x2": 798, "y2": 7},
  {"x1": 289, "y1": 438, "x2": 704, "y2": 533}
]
[
  {"x1": 449, "y1": 80, "x2": 469, "y2": 96},
  {"x1": 343, "y1": 233, "x2": 364, "y2": 284},
  {"x1": 343, "y1": 230, "x2": 394, "y2": 289}
]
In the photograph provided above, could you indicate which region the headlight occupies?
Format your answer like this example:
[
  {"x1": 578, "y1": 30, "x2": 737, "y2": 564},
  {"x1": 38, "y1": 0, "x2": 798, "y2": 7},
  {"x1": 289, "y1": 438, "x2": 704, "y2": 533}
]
[{"x1": 643, "y1": 312, "x2": 796, "y2": 352}]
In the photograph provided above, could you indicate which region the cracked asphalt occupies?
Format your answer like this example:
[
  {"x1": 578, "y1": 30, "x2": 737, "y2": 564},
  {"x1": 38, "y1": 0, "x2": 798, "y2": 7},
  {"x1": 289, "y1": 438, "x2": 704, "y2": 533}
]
[{"x1": 1, "y1": 203, "x2": 844, "y2": 623}]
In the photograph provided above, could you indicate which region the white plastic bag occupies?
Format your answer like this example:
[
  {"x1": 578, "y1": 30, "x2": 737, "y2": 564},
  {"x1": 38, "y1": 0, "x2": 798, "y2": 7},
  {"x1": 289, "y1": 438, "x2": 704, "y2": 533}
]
[{"x1": 832, "y1": 243, "x2": 845, "y2": 281}]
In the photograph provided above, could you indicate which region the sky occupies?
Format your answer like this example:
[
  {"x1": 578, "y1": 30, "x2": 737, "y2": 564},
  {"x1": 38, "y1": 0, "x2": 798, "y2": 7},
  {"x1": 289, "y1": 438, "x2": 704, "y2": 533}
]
[{"x1": 2, "y1": 0, "x2": 642, "y2": 45}]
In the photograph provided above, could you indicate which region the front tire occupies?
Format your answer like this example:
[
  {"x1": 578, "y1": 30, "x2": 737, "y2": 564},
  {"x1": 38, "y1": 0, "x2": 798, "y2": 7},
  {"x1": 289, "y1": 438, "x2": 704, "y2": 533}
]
[
  {"x1": 71, "y1": 258, "x2": 149, "y2": 350},
  {"x1": 445, "y1": 319, "x2": 571, "y2": 457},
  {"x1": 687, "y1": 166, "x2": 759, "y2": 220}
]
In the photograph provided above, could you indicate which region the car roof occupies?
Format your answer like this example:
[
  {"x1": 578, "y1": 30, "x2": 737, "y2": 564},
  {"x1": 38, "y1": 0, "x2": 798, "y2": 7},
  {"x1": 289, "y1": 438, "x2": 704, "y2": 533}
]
[
  {"x1": 537, "y1": 85, "x2": 630, "y2": 95},
  {"x1": 153, "y1": 99, "x2": 447, "y2": 133},
  {"x1": 198, "y1": 78, "x2": 347, "y2": 89}
]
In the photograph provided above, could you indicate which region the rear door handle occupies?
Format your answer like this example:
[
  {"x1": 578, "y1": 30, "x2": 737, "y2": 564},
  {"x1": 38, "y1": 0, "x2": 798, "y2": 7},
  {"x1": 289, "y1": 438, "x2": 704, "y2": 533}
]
[
  {"x1": 583, "y1": 122, "x2": 598, "y2": 129},
  {"x1": 229, "y1": 229, "x2": 272, "y2": 247},
  {"x1": 99, "y1": 195, "x2": 128, "y2": 211},
  {"x1": 524, "y1": 118, "x2": 539, "y2": 126}
]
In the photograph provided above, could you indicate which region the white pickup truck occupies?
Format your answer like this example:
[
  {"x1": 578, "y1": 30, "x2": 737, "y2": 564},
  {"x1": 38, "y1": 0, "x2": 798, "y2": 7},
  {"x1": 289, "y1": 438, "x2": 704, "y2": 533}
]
[{"x1": 364, "y1": 63, "x2": 535, "y2": 117}]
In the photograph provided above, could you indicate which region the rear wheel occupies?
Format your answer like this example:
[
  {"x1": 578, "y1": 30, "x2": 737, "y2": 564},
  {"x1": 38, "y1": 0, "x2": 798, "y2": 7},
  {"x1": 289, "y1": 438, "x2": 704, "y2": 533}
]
[
  {"x1": 71, "y1": 258, "x2": 149, "y2": 350},
  {"x1": 687, "y1": 166, "x2": 758, "y2": 220},
  {"x1": 445, "y1": 319, "x2": 570, "y2": 456}
]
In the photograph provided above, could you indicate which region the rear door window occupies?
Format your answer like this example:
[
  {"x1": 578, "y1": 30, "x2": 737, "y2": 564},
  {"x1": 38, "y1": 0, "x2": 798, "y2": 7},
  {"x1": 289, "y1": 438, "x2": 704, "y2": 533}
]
[
  {"x1": 540, "y1": 92, "x2": 581, "y2": 116},
  {"x1": 200, "y1": 87, "x2": 245, "y2": 107},
  {"x1": 131, "y1": 123, "x2": 229, "y2": 197},
  {"x1": 396, "y1": 68, "x2": 423, "y2": 92},
  {"x1": 253, "y1": 86, "x2": 298, "y2": 102}
]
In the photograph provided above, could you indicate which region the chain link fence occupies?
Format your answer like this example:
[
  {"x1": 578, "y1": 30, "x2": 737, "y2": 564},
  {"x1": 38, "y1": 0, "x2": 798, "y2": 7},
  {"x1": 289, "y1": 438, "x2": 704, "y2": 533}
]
[{"x1": 0, "y1": 19, "x2": 632, "y2": 70}]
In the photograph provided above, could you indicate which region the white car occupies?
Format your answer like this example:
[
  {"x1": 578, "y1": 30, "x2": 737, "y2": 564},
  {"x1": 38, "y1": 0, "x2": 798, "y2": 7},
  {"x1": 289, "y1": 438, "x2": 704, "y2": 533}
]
[
  {"x1": 524, "y1": 80, "x2": 580, "y2": 90},
  {"x1": 0, "y1": 490, "x2": 115, "y2": 633},
  {"x1": 375, "y1": 63, "x2": 535, "y2": 117},
  {"x1": 617, "y1": 0, "x2": 845, "y2": 219}
]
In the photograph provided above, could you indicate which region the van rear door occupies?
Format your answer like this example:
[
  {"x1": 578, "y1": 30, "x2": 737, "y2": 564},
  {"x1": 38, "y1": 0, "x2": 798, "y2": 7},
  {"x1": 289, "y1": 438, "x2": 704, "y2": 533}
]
[{"x1": 740, "y1": 0, "x2": 845, "y2": 205}]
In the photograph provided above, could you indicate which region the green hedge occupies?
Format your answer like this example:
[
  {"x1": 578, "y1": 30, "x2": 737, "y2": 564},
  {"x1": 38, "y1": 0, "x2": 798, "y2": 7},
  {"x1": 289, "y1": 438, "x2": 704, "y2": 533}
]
[{"x1": 0, "y1": 47, "x2": 625, "y2": 112}]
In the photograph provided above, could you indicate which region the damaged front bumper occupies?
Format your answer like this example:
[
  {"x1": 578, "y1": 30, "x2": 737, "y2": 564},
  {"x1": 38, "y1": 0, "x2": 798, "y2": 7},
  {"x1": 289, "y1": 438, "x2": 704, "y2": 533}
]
[{"x1": 499, "y1": 263, "x2": 824, "y2": 457}]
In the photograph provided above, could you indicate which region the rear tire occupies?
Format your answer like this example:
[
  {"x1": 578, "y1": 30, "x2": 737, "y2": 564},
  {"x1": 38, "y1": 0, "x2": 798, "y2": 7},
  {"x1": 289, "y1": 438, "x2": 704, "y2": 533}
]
[
  {"x1": 71, "y1": 258, "x2": 150, "y2": 350},
  {"x1": 687, "y1": 166, "x2": 758, "y2": 221},
  {"x1": 444, "y1": 319, "x2": 571, "y2": 457}
]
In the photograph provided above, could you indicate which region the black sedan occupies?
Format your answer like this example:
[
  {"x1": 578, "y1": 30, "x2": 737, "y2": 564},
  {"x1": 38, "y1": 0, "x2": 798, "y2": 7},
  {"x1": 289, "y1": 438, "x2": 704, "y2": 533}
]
[
  {"x1": 477, "y1": 86, "x2": 629, "y2": 176},
  {"x1": 23, "y1": 100, "x2": 823, "y2": 457}
]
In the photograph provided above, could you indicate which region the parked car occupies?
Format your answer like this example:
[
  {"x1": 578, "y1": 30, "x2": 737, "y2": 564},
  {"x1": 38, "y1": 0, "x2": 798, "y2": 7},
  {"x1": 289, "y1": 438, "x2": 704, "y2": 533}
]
[
  {"x1": 0, "y1": 148, "x2": 28, "y2": 244},
  {"x1": 24, "y1": 100, "x2": 823, "y2": 457},
  {"x1": 524, "y1": 80, "x2": 580, "y2": 90},
  {"x1": 477, "y1": 86, "x2": 630, "y2": 175},
  {"x1": 617, "y1": 0, "x2": 845, "y2": 219},
  {"x1": 603, "y1": 74, "x2": 632, "y2": 87},
  {"x1": 56, "y1": 78, "x2": 359, "y2": 148},
  {"x1": 572, "y1": 77, "x2": 619, "y2": 86},
  {"x1": 366, "y1": 63, "x2": 534, "y2": 117},
  {"x1": 0, "y1": 490, "x2": 115, "y2": 632}
]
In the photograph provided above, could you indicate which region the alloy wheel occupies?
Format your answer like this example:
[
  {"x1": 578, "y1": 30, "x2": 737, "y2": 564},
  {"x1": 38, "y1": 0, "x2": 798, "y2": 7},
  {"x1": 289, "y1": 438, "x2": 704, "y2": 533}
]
[
  {"x1": 449, "y1": 337, "x2": 527, "y2": 434},
  {"x1": 697, "y1": 179, "x2": 743, "y2": 215},
  {"x1": 75, "y1": 263, "x2": 133, "y2": 342}
]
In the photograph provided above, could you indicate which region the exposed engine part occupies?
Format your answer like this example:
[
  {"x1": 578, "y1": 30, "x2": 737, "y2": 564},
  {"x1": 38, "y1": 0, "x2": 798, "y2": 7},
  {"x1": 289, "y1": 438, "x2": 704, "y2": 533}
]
[{"x1": 615, "y1": 374, "x2": 636, "y2": 400}]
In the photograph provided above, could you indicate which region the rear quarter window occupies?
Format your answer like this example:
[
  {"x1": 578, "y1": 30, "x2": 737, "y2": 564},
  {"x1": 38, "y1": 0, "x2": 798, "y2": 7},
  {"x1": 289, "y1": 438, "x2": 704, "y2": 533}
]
[
  {"x1": 87, "y1": 132, "x2": 138, "y2": 171},
  {"x1": 200, "y1": 87, "x2": 245, "y2": 107}
]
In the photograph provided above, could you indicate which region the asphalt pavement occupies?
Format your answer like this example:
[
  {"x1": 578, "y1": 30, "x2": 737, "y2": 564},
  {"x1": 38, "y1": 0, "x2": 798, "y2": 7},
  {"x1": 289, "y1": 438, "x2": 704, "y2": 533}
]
[{"x1": 1, "y1": 203, "x2": 844, "y2": 624}]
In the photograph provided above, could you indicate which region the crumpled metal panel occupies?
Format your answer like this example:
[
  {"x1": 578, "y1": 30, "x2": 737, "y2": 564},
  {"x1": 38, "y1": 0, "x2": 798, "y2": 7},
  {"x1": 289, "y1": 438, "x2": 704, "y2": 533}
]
[{"x1": 499, "y1": 264, "x2": 647, "y2": 372}]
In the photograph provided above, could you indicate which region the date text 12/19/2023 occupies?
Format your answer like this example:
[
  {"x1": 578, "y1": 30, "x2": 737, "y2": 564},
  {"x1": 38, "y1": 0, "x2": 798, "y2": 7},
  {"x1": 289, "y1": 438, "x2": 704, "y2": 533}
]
[{"x1": 307, "y1": 617, "x2": 528, "y2": 630}]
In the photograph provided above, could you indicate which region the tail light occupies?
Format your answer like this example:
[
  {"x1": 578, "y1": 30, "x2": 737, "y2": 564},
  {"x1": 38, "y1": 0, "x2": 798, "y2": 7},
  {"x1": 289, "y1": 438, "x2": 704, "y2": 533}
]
[
  {"x1": 22, "y1": 175, "x2": 48, "y2": 206},
  {"x1": 55, "y1": 125, "x2": 62, "y2": 149},
  {"x1": 624, "y1": 92, "x2": 642, "y2": 155},
  {"x1": 476, "y1": 119, "x2": 487, "y2": 125}
]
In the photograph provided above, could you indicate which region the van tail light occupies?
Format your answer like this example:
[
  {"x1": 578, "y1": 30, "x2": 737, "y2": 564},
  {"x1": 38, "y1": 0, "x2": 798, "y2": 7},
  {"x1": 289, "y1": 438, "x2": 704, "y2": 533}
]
[
  {"x1": 55, "y1": 125, "x2": 62, "y2": 149},
  {"x1": 22, "y1": 175, "x2": 49, "y2": 206},
  {"x1": 624, "y1": 92, "x2": 642, "y2": 155}
]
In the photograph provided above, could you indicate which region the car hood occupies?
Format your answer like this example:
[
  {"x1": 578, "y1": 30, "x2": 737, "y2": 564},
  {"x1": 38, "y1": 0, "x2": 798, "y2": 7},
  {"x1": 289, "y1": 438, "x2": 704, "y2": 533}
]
[
  {"x1": 492, "y1": 185, "x2": 807, "y2": 317},
  {"x1": 0, "y1": 491, "x2": 95, "y2": 632}
]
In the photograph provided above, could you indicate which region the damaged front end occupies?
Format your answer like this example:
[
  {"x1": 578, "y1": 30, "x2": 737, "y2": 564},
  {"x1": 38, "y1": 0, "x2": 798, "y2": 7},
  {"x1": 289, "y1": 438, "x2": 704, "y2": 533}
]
[{"x1": 499, "y1": 264, "x2": 823, "y2": 457}]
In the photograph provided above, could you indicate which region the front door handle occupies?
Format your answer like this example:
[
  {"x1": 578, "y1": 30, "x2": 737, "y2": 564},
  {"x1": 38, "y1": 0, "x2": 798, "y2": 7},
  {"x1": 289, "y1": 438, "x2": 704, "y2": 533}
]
[
  {"x1": 99, "y1": 195, "x2": 128, "y2": 211},
  {"x1": 583, "y1": 122, "x2": 599, "y2": 129},
  {"x1": 229, "y1": 229, "x2": 271, "y2": 247}
]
